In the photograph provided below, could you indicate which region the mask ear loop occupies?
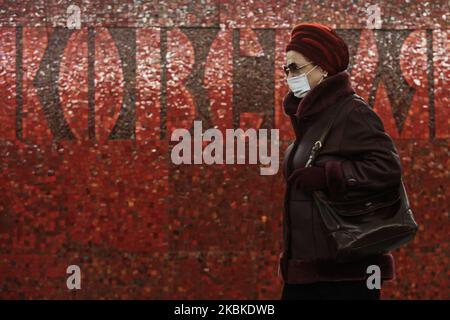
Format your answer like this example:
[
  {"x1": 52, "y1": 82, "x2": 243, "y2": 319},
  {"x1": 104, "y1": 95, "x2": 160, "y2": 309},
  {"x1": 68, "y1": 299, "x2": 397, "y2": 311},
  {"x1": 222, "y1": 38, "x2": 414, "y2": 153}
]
[{"x1": 317, "y1": 71, "x2": 328, "y2": 85}]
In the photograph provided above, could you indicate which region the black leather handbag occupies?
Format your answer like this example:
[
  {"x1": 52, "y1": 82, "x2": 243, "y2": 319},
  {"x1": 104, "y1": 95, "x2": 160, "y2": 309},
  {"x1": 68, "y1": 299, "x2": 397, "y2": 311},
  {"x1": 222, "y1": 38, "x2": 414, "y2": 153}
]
[{"x1": 305, "y1": 94, "x2": 419, "y2": 262}]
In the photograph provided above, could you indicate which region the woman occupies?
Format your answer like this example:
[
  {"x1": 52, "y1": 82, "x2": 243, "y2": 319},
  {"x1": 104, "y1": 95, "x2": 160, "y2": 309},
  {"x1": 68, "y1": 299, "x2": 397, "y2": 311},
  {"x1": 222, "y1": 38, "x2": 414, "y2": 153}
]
[{"x1": 278, "y1": 23, "x2": 402, "y2": 300}]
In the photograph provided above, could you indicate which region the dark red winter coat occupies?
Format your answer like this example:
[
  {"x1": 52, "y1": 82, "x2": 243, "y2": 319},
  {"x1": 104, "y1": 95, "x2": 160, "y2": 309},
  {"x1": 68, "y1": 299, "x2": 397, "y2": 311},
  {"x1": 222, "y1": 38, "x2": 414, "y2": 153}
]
[{"x1": 279, "y1": 71, "x2": 401, "y2": 284}]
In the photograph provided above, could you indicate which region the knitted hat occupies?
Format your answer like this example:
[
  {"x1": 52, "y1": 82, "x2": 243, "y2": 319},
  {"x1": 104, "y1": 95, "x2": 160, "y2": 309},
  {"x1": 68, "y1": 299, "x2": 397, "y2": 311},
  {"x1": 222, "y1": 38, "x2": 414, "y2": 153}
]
[{"x1": 285, "y1": 23, "x2": 349, "y2": 75}]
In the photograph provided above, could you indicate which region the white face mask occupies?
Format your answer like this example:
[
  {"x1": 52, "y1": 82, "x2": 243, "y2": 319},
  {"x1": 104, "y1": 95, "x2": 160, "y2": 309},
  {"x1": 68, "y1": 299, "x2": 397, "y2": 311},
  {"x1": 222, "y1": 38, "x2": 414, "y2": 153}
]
[{"x1": 286, "y1": 64, "x2": 319, "y2": 98}]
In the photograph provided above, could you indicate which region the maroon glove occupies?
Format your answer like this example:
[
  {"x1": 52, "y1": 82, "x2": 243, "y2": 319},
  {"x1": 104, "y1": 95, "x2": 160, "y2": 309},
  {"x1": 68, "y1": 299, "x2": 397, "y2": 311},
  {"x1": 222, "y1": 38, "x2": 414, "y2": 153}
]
[{"x1": 287, "y1": 165, "x2": 327, "y2": 193}]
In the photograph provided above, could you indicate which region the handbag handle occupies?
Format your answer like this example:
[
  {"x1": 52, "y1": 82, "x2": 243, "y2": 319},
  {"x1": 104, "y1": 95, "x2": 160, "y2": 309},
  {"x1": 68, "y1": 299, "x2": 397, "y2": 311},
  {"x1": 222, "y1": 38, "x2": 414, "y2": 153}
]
[{"x1": 305, "y1": 93, "x2": 363, "y2": 168}]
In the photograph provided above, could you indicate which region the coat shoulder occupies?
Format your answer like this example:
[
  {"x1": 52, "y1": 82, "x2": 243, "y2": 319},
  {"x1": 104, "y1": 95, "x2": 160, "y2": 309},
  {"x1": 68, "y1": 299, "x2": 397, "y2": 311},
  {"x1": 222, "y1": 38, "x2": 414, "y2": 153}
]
[
  {"x1": 341, "y1": 94, "x2": 370, "y2": 114},
  {"x1": 342, "y1": 95, "x2": 386, "y2": 133}
]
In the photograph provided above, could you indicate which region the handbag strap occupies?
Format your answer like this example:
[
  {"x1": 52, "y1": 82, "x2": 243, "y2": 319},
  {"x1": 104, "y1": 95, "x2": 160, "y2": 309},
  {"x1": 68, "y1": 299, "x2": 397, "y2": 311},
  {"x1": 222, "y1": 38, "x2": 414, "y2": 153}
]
[{"x1": 305, "y1": 93, "x2": 361, "y2": 167}]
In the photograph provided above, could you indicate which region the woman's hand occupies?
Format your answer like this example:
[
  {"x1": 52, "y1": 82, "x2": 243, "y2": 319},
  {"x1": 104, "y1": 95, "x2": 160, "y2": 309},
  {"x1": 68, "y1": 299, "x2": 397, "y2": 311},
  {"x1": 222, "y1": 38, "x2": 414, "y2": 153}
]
[{"x1": 287, "y1": 164, "x2": 327, "y2": 193}]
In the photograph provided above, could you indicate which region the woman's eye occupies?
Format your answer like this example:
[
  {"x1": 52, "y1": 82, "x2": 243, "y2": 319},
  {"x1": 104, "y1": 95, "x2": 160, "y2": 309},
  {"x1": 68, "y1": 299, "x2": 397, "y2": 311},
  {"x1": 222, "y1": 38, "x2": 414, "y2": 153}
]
[{"x1": 292, "y1": 65, "x2": 302, "y2": 73}]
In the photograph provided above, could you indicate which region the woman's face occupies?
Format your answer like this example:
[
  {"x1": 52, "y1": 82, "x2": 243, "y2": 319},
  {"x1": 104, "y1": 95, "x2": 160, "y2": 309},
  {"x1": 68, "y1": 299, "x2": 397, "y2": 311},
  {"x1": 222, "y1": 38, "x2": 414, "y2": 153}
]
[{"x1": 285, "y1": 50, "x2": 328, "y2": 89}]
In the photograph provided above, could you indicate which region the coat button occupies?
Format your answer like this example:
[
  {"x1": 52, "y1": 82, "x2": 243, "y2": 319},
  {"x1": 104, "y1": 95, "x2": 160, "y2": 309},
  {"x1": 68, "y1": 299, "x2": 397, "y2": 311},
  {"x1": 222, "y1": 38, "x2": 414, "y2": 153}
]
[
  {"x1": 365, "y1": 202, "x2": 372, "y2": 207},
  {"x1": 348, "y1": 178, "x2": 356, "y2": 184}
]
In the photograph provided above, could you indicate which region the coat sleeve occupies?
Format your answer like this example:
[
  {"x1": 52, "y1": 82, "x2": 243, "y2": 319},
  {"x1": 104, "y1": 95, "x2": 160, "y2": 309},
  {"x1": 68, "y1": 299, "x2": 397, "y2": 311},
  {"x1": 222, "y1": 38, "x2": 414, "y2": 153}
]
[
  {"x1": 283, "y1": 142, "x2": 295, "y2": 182},
  {"x1": 323, "y1": 100, "x2": 402, "y2": 197}
]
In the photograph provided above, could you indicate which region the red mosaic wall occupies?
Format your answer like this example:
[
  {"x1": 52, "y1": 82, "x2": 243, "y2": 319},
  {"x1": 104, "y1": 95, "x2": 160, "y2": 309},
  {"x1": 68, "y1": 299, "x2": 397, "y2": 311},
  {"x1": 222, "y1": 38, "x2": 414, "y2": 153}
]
[{"x1": 0, "y1": 0, "x2": 448, "y2": 299}]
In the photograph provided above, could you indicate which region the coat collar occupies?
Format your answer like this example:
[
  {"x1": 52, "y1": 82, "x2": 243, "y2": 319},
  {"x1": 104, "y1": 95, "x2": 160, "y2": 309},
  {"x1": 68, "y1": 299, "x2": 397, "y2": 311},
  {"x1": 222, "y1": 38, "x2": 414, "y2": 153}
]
[{"x1": 282, "y1": 71, "x2": 355, "y2": 121}]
